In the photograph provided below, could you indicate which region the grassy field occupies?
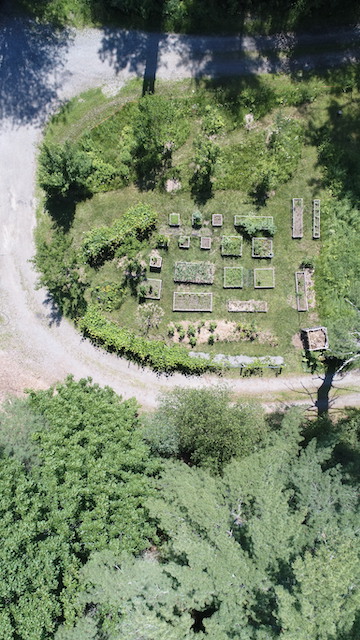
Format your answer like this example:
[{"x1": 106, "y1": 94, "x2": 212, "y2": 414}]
[{"x1": 37, "y1": 71, "x2": 360, "y2": 373}]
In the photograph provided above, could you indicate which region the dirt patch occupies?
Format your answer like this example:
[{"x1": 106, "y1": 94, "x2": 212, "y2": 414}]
[
  {"x1": 168, "y1": 319, "x2": 277, "y2": 346},
  {"x1": 292, "y1": 332, "x2": 303, "y2": 349}
]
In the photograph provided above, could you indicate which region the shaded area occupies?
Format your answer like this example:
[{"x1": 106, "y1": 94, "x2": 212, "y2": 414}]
[{"x1": 0, "y1": 14, "x2": 71, "y2": 126}]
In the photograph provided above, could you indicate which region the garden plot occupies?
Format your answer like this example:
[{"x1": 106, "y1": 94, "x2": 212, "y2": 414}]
[
  {"x1": 173, "y1": 292, "x2": 213, "y2": 312},
  {"x1": 149, "y1": 254, "x2": 162, "y2": 270},
  {"x1": 200, "y1": 236, "x2": 212, "y2": 250},
  {"x1": 292, "y1": 198, "x2": 303, "y2": 238},
  {"x1": 302, "y1": 326, "x2": 329, "y2": 351},
  {"x1": 174, "y1": 261, "x2": 215, "y2": 284},
  {"x1": 252, "y1": 237, "x2": 273, "y2": 258},
  {"x1": 223, "y1": 267, "x2": 243, "y2": 288},
  {"x1": 254, "y1": 268, "x2": 275, "y2": 289},
  {"x1": 295, "y1": 271, "x2": 308, "y2": 311},
  {"x1": 169, "y1": 212, "x2": 180, "y2": 226},
  {"x1": 228, "y1": 300, "x2": 268, "y2": 312},
  {"x1": 178, "y1": 236, "x2": 190, "y2": 249},
  {"x1": 313, "y1": 199, "x2": 321, "y2": 238},
  {"x1": 234, "y1": 215, "x2": 274, "y2": 235},
  {"x1": 221, "y1": 235, "x2": 243, "y2": 256},
  {"x1": 212, "y1": 214, "x2": 223, "y2": 227},
  {"x1": 142, "y1": 278, "x2": 162, "y2": 300}
]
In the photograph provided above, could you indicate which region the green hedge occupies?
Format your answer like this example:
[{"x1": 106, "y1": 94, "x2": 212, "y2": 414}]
[
  {"x1": 81, "y1": 203, "x2": 157, "y2": 266},
  {"x1": 79, "y1": 307, "x2": 222, "y2": 374}
]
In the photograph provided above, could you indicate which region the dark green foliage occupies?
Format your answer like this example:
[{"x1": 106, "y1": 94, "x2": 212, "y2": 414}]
[
  {"x1": 58, "y1": 409, "x2": 360, "y2": 639},
  {"x1": 79, "y1": 306, "x2": 221, "y2": 373},
  {"x1": 81, "y1": 202, "x2": 157, "y2": 266},
  {"x1": 39, "y1": 142, "x2": 93, "y2": 199},
  {"x1": 0, "y1": 378, "x2": 158, "y2": 639},
  {"x1": 34, "y1": 230, "x2": 87, "y2": 318},
  {"x1": 190, "y1": 136, "x2": 220, "y2": 202},
  {"x1": 143, "y1": 386, "x2": 267, "y2": 471}
]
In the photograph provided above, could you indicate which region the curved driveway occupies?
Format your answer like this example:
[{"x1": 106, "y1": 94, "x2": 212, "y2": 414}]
[{"x1": 0, "y1": 13, "x2": 359, "y2": 409}]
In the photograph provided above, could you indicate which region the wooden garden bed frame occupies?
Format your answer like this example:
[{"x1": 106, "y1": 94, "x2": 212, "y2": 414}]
[
  {"x1": 223, "y1": 267, "x2": 243, "y2": 288},
  {"x1": 169, "y1": 213, "x2": 180, "y2": 227},
  {"x1": 295, "y1": 271, "x2": 308, "y2": 311},
  {"x1": 234, "y1": 215, "x2": 273, "y2": 228},
  {"x1": 302, "y1": 326, "x2": 329, "y2": 351},
  {"x1": 221, "y1": 235, "x2": 243, "y2": 257},
  {"x1": 149, "y1": 255, "x2": 162, "y2": 270},
  {"x1": 200, "y1": 236, "x2": 212, "y2": 250},
  {"x1": 174, "y1": 261, "x2": 215, "y2": 284},
  {"x1": 254, "y1": 268, "x2": 275, "y2": 289},
  {"x1": 178, "y1": 236, "x2": 190, "y2": 249},
  {"x1": 173, "y1": 291, "x2": 213, "y2": 312},
  {"x1": 292, "y1": 198, "x2": 303, "y2": 238},
  {"x1": 143, "y1": 278, "x2": 162, "y2": 300},
  {"x1": 212, "y1": 214, "x2": 223, "y2": 227},
  {"x1": 251, "y1": 237, "x2": 273, "y2": 258},
  {"x1": 227, "y1": 300, "x2": 268, "y2": 312},
  {"x1": 313, "y1": 199, "x2": 320, "y2": 239}
]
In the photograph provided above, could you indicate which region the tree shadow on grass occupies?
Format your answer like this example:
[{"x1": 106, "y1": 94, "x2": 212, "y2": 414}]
[{"x1": 0, "y1": 14, "x2": 72, "y2": 126}]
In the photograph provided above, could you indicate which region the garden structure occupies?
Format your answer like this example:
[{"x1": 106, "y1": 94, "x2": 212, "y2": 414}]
[
  {"x1": 252, "y1": 237, "x2": 273, "y2": 258},
  {"x1": 142, "y1": 278, "x2": 162, "y2": 300},
  {"x1": 292, "y1": 198, "x2": 303, "y2": 238},
  {"x1": 227, "y1": 300, "x2": 268, "y2": 312},
  {"x1": 234, "y1": 216, "x2": 274, "y2": 235},
  {"x1": 149, "y1": 255, "x2": 162, "y2": 270},
  {"x1": 178, "y1": 236, "x2": 190, "y2": 249},
  {"x1": 313, "y1": 199, "x2": 321, "y2": 238},
  {"x1": 200, "y1": 236, "x2": 212, "y2": 250},
  {"x1": 221, "y1": 235, "x2": 243, "y2": 256},
  {"x1": 223, "y1": 267, "x2": 243, "y2": 288},
  {"x1": 169, "y1": 213, "x2": 180, "y2": 226},
  {"x1": 302, "y1": 326, "x2": 329, "y2": 351},
  {"x1": 174, "y1": 261, "x2": 215, "y2": 284},
  {"x1": 254, "y1": 268, "x2": 275, "y2": 289},
  {"x1": 173, "y1": 292, "x2": 213, "y2": 312},
  {"x1": 212, "y1": 214, "x2": 223, "y2": 227},
  {"x1": 295, "y1": 271, "x2": 308, "y2": 311}
]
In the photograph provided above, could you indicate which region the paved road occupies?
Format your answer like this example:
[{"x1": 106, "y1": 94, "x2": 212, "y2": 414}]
[{"x1": 0, "y1": 12, "x2": 359, "y2": 409}]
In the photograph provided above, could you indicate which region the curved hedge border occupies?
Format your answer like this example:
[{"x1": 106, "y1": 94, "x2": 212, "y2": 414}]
[
  {"x1": 81, "y1": 203, "x2": 157, "y2": 266},
  {"x1": 79, "y1": 307, "x2": 223, "y2": 374}
]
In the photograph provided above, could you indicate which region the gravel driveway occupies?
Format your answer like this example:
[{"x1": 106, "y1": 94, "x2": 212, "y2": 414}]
[{"x1": 0, "y1": 10, "x2": 359, "y2": 409}]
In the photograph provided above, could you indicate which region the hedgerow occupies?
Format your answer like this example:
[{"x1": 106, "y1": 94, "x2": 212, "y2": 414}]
[
  {"x1": 79, "y1": 307, "x2": 221, "y2": 374},
  {"x1": 81, "y1": 203, "x2": 157, "y2": 266}
]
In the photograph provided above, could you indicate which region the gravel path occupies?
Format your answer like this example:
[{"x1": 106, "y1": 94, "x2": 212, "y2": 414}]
[{"x1": 0, "y1": 12, "x2": 359, "y2": 410}]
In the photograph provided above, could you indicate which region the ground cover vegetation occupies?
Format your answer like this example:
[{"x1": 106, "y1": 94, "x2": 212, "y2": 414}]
[
  {"x1": 35, "y1": 68, "x2": 360, "y2": 373},
  {"x1": 17, "y1": 0, "x2": 360, "y2": 34},
  {"x1": 0, "y1": 381, "x2": 359, "y2": 639}
]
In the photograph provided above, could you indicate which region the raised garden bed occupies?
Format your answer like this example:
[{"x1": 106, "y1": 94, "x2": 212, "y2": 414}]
[
  {"x1": 227, "y1": 300, "x2": 268, "y2": 312},
  {"x1": 302, "y1": 326, "x2": 329, "y2": 351},
  {"x1": 223, "y1": 267, "x2": 243, "y2": 288},
  {"x1": 174, "y1": 261, "x2": 215, "y2": 284},
  {"x1": 234, "y1": 215, "x2": 275, "y2": 236},
  {"x1": 192, "y1": 211, "x2": 202, "y2": 227},
  {"x1": 178, "y1": 236, "x2": 190, "y2": 249},
  {"x1": 252, "y1": 237, "x2": 273, "y2": 258},
  {"x1": 173, "y1": 291, "x2": 213, "y2": 312},
  {"x1": 292, "y1": 198, "x2": 303, "y2": 238},
  {"x1": 254, "y1": 268, "x2": 275, "y2": 289},
  {"x1": 212, "y1": 214, "x2": 223, "y2": 227},
  {"x1": 169, "y1": 212, "x2": 180, "y2": 227},
  {"x1": 221, "y1": 235, "x2": 243, "y2": 257},
  {"x1": 141, "y1": 278, "x2": 162, "y2": 300},
  {"x1": 149, "y1": 254, "x2": 162, "y2": 270},
  {"x1": 313, "y1": 199, "x2": 320, "y2": 239},
  {"x1": 295, "y1": 271, "x2": 308, "y2": 311},
  {"x1": 200, "y1": 236, "x2": 212, "y2": 250}
]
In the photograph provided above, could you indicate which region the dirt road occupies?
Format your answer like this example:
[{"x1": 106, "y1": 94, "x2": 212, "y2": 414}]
[{"x1": 0, "y1": 12, "x2": 359, "y2": 410}]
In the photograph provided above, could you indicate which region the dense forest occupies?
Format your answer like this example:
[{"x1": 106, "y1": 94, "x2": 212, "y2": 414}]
[{"x1": 0, "y1": 377, "x2": 359, "y2": 639}]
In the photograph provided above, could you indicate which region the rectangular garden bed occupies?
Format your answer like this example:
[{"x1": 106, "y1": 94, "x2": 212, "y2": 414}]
[
  {"x1": 252, "y1": 237, "x2": 273, "y2": 258},
  {"x1": 142, "y1": 278, "x2": 162, "y2": 300},
  {"x1": 149, "y1": 254, "x2": 162, "y2": 270},
  {"x1": 221, "y1": 235, "x2": 243, "y2": 256},
  {"x1": 234, "y1": 215, "x2": 274, "y2": 235},
  {"x1": 302, "y1": 326, "x2": 329, "y2": 351},
  {"x1": 292, "y1": 198, "x2": 303, "y2": 238},
  {"x1": 173, "y1": 292, "x2": 213, "y2": 312},
  {"x1": 254, "y1": 268, "x2": 275, "y2": 288},
  {"x1": 178, "y1": 236, "x2": 190, "y2": 249},
  {"x1": 313, "y1": 199, "x2": 320, "y2": 239},
  {"x1": 174, "y1": 261, "x2": 215, "y2": 284},
  {"x1": 228, "y1": 300, "x2": 268, "y2": 312},
  {"x1": 212, "y1": 214, "x2": 223, "y2": 227},
  {"x1": 295, "y1": 271, "x2": 308, "y2": 311},
  {"x1": 200, "y1": 236, "x2": 212, "y2": 250},
  {"x1": 223, "y1": 267, "x2": 243, "y2": 288},
  {"x1": 169, "y1": 212, "x2": 180, "y2": 226}
]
